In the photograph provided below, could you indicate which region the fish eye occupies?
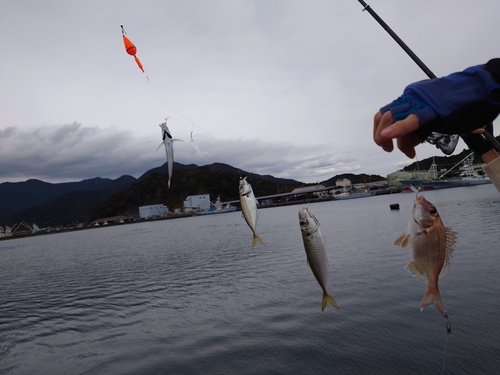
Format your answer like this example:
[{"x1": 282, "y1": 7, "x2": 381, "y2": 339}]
[
  {"x1": 429, "y1": 208, "x2": 438, "y2": 216},
  {"x1": 300, "y1": 219, "x2": 307, "y2": 226}
]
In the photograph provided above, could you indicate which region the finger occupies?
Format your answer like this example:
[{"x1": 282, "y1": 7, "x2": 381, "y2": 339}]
[
  {"x1": 373, "y1": 111, "x2": 383, "y2": 140},
  {"x1": 380, "y1": 114, "x2": 420, "y2": 139},
  {"x1": 396, "y1": 133, "x2": 420, "y2": 159},
  {"x1": 373, "y1": 111, "x2": 395, "y2": 152},
  {"x1": 471, "y1": 126, "x2": 486, "y2": 135}
]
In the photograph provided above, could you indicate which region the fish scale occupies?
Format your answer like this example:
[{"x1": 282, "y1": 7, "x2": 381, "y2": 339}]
[
  {"x1": 298, "y1": 207, "x2": 339, "y2": 311},
  {"x1": 395, "y1": 194, "x2": 457, "y2": 317},
  {"x1": 157, "y1": 118, "x2": 183, "y2": 188},
  {"x1": 239, "y1": 177, "x2": 264, "y2": 248}
]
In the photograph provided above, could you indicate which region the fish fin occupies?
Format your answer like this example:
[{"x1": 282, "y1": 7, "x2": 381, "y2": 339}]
[
  {"x1": 394, "y1": 233, "x2": 411, "y2": 247},
  {"x1": 439, "y1": 264, "x2": 450, "y2": 280},
  {"x1": 405, "y1": 261, "x2": 425, "y2": 281},
  {"x1": 445, "y1": 228, "x2": 457, "y2": 259},
  {"x1": 251, "y1": 234, "x2": 265, "y2": 248},
  {"x1": 191, "y1": 141, "x2": 203, "y2": 157},
  {"x1": 440, "y1": 228, "x2": 457, "y2": 280},
  {"x1": 156, "y1": 142, "x2": 165, "y2": 152},
  {"x1": 172, "y1": 139, "x2": 184, "y2": 142},
  {"x1": 322, "y1": 292, "x2": 339, "y2": 311},
  {"x1": 421, "y1": 285, "x2": 446, "y2": 317}
]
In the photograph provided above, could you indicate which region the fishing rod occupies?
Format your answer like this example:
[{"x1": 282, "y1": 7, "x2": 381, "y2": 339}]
[{"x1": 357, "y1": 0, "x2": 500, "y2": 152}]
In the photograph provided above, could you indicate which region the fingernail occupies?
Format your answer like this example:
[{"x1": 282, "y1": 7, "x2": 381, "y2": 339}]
[{"x1": 381, "y1": 127, "x2": 394, "y2": 138}]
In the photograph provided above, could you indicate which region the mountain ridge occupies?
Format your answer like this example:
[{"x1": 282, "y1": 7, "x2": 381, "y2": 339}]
[
  {"x1": 0, "y1": 161, "x2": 310, "y2": 227},
  {"x1": 0, "y1": 160, "x2": 391, "y2": 228}
]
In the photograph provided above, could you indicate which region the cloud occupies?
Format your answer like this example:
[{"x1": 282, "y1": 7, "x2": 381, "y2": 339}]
[
  {"x1": 173, "y1": 135, "x2": 374, "y2": 182},
  {"x1": 0, "y1": 126, "x2": 16, "y2": 138},
  {"x1": 0, "y1": 123, "x2": 157, "y2": 182},
  {"x1": 0, "y1": 122, "x2": 382, "y2": 184},
  {"x1": 1, "y1": 1, "x2": 499, "y2": 185}
]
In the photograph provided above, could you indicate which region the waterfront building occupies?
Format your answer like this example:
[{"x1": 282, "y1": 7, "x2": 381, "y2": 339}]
[
  {"x1": 139, "y1": 204, "x2": 169, "y2": 219},
  {"x1": 183, "y1": 194, "x2": 211, "y2": 212}
]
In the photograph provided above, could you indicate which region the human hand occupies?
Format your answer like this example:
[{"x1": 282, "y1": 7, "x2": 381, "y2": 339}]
[
  {"x1": 374, "y1": 109, "x2": 493, "y2": 158},
  {"x1": 373, "y1": 110, "x2": 421, "y2": 159},
  {"x1": 374, "y1": 60, "x2": 500, "y2": 158}
]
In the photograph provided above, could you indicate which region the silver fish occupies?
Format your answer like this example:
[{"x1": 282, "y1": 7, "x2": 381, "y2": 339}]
[
  {"x1": 157, "y1": 117, "x2": 183, "y2": 188},
  {"x1": 239, "y1": 177, "x2": 264, "y2": 248},
  {"x1": 395, "y1": 194, "x2": 457, "y2": 317},
  {"x1": 298, "y1": 207, "x2": 339, "y2": 311},
  {"x1": 190, "y1": 131, "x2": 203, "y2": 158}
]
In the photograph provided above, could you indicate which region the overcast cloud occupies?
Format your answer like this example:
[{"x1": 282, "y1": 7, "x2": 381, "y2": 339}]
[{"x1": 1, "y1": 0, "x2": 498, "y2": 184}]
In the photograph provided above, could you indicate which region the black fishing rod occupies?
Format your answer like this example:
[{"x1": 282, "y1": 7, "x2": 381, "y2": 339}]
[{"x1": 358, "y1": 0, "x2": 500, "y2": 152}]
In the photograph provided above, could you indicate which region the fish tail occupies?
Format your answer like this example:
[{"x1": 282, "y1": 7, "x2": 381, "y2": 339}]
[
  {"x1": 421, "y1": 285, "x2": 446, "y2": 317},
  {"x1": 322, "y1": 292, "x2": 339, "y2": 311},
  {"x1": 251, "y1": 234, "x2": 265, "y2": 248}
]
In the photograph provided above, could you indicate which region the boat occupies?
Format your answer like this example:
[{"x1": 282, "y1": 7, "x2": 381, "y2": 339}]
[
  {"x1": 397, "y1": 158, "x2": 457, "y2": 191},
  {"x1": 332, "y1": 187, "x2": 376, "y2": 200},
  {"x1": 398, "y1": 180, "x2": 456, "y2": 192},
  {"x1": 453, "y1": 175, "x2": 491, "y2": 186},
  {"x1": 450, "y1": 173, "x2": 491, "y2": 187},
  {"x1": 446, "y1": 154, "x2": 491, "y2": 187},
  {"x1": 399, "y1": 153, "x2": 492, "y2": 191},
  {"x1": 195, "y1": 195, "x2": 237, "y2": 215}
]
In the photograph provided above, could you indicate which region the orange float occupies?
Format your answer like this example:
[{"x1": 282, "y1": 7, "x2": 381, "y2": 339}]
[{"x1": 121, "y1": 26, "x2": 144, "y2": 73}]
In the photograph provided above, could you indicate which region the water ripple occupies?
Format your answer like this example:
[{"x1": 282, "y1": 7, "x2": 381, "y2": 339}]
[{"x1": 1, "y1": 185, "x2": 499, "y2": 374}]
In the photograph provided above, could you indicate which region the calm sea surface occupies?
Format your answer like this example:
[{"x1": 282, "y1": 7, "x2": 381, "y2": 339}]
[{"x1": 1, "y1": 184, "x2": 499, "y2": 374}]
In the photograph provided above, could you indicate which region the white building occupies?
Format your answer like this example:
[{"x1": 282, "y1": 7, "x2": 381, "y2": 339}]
[
  {"x1": 139, "y1": 204, "x2": 169, "y2": 219},
  {"x1": 291, "y1": 185, "x2": 326, "y2": 194},
  {"x1": 335, "y1": 178, "x2": 351, "y2": 188},
  {"x1": 183, "y1": 194, "x2": 211, "y2": 212}
]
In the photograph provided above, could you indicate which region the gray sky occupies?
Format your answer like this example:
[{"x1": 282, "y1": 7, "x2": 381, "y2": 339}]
[{"x1": 1, "y1": 0, "x2": 498, "y2": 184}]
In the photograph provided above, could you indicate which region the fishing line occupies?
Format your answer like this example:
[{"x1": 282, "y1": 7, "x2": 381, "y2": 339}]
[
  {"x1": 441, "y1": 334, "x2": 449, "y2": 375},
  {"x1": 146, "y1": 76, "x2": 220, "y2": 143},
  {"x1": 107, "y1": 0, "x2": 220, "y2": 146},
  {"x1": 353, "y1": 0, "x2": 419, "y2": 80},
  {"x1": 441, "y1": 315, "x2": 452, "y2": 375},
  {"x1": 106, "y1": 0, "x2": 122, "y2": 25},
  {"x1": 363, "y1": 151, "x2": 384, "y2": 158}
]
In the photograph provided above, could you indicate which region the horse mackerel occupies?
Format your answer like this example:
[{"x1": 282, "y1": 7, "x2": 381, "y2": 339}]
[
  {"x1": 239, "y1": 177, "x2": 264, "y2": 248},
  {"x1": 298, "y1": 207, "x2": 338, "y2": 311},
  {"x1": 157, "y1": 118, "x2": 183, "y2": 188}
]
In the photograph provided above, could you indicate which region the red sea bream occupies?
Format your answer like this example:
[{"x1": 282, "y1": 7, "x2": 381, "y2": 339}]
[{"x1": 394, "y1": 194, "x2": 457, "y2": 316}]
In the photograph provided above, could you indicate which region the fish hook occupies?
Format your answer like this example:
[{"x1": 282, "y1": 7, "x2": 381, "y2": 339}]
[{"x1": 444, "y1": 314, "x2": 452, "y2": 335}]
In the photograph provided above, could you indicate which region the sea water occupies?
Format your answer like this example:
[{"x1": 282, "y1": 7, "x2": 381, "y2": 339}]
[{"x1": 1, "y1": 184, "x2": 499, "y2": 374}]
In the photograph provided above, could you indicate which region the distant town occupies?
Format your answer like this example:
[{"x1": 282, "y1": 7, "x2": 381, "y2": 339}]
[{"x1": 0, "y1": 150, "x2": 491, "y2": 240}]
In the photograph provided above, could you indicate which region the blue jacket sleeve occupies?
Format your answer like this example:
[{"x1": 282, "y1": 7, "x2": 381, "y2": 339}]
[{"x1": 380, "y1": 59, "x2": 500, "y2": 137}]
